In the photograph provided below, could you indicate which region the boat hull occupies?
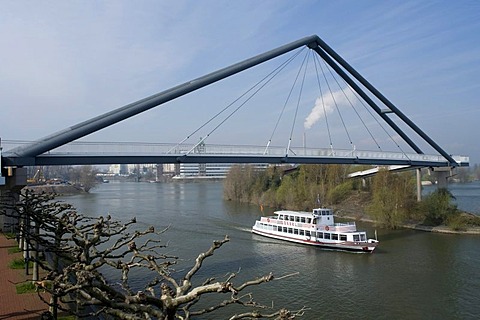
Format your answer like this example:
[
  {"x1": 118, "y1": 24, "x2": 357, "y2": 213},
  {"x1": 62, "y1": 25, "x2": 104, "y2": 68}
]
[{"x1": 252, "y1": 227, "x2": 378, "y2": 253}]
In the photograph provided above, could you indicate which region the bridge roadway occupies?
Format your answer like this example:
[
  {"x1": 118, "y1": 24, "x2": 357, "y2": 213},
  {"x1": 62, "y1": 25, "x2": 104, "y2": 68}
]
[{"x1": 1, "y1": 141, "x2": 469, "y2": 167}]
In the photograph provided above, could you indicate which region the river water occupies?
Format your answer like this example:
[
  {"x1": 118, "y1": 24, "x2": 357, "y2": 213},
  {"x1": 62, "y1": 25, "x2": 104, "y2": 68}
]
[{"x1": 62, "y1": 181, "x2": 480, "y2": 319}]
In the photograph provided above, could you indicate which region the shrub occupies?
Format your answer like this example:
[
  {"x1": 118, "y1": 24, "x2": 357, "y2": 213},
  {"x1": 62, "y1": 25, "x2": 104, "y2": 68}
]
[
  {"x1": 446, "y1": 214, "x2": 468, "y2": 231},
  {"x1": 421, "y1": 188, "x2": 457, "y2": 226},
  {"x1": 327, "y1": 181, "x2": 353, "y2": 204},
  {"x1": 8, "y1": 246, "x2": 22, "y2": 254},
  {"x1": 9, "y1": 258, "x2": 33, "y2": 269},
  {"x1": 15, "y1": 282, "x2": 36, "y2": 294}
]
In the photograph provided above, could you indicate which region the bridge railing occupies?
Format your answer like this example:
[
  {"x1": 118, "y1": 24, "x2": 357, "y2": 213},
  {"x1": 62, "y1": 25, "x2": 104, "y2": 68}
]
[{"x1": 2, "y1": 140, "x2": 468, "y2": 165}]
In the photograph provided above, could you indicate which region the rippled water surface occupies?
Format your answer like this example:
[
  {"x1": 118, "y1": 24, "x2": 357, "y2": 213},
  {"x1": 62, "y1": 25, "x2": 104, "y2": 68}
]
[{"x1": 63, "y1": 181, "x2": 480, "y2": 319}]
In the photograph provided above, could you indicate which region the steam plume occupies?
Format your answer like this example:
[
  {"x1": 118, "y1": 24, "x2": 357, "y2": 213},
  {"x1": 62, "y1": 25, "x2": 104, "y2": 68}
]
[{"x1": 304, "y1": 88, "x2": 355, "y2": 130}]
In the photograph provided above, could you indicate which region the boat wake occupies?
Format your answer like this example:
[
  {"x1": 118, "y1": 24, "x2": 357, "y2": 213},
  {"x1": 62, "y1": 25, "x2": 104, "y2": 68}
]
[{"x1": 234, "y1": 226, "x2": 253, "y2": 233}]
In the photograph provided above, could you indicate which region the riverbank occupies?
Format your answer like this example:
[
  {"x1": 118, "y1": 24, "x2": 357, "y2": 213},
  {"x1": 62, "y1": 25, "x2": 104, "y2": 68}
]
[
  {"x1": 333, "y1": 199, "x2": 480, "y2": 235},
  {"x1": 402, "y1": 223, "x2": 480, "y2": 234},
  {"x1": 25, "y1": 184, "x2": 86, "y2": 195},
  {"x1": 336, "y1": 211, "x2": 480, "y2": 235}
]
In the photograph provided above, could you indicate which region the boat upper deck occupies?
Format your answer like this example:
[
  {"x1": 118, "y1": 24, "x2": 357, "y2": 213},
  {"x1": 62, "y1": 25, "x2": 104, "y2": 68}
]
[
  {"x1": 260, "y1": 207, "x2": 358, "y2": 232},
  {"x1": 274, "y1": 208, "x2": 333, "y2": 218}
]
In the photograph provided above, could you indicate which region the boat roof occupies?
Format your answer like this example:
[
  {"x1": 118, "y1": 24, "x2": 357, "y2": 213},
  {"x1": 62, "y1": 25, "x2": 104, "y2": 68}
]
[{"x1": 274, "y1": 208, "x2": 333, "y2": 217}]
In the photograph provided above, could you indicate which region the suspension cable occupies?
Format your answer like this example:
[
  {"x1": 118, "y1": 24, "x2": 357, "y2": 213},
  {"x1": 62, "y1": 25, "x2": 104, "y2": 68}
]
[
  {"x1": 350, "y1": 84, "x2": 411, "y2": 159},
  {"x1": 317, "y1": 55, "x2": 353, "y2": 148},
  {"x1": 312, "y1": 52, "x2": 333, "y2": 151},
  {"x1": 168, "y1": 47, "x2": 305, "y2": 154},
  {"x1": 286, "y1": 50, "x2": 310, "y2": 156},
  {"x1": 315, "y1": 54, "x2": 381, "y2": 151},
  {"x1": 328, "y1": 59, "x2": 412, "y2": 159},
  {"x1": 186, "y1": 47, "x2": 307, "y2": 155},
  {"x1": 264, "y1": 48, "x2": 309, "y2": 155}
]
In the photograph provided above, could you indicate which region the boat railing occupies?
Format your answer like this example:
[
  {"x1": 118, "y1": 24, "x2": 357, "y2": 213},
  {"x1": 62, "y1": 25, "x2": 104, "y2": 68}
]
[
  {"x1": 334, "y1": 222, "x2": 356, "y2": 226},
  {"x1": 327, "y1": 223, "x2": 357, "y2": 232},
  {"x1": 260, "y1": 217, "x2": 316, "y2": 229}
]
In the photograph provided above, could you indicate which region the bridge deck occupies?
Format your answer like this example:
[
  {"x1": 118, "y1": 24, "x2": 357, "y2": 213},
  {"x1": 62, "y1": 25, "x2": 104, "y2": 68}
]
[{"x1": 1, "y1": 142, "x2": 469, "y2": 167}]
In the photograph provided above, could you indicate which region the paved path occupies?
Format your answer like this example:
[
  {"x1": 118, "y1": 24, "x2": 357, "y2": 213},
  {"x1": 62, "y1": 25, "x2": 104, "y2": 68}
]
[{"x1": 0, "y1": 234, "x2": 50, "y2": 319}]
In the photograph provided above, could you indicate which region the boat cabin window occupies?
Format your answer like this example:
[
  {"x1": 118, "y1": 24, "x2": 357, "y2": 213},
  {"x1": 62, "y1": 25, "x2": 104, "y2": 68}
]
[
  {"x1": 332, "y1": 234, "x2": 339, "y2": 240},
  {"x1": 360, "y1": 234, "x2": 366, "y2": 241},
  {"x1": 295, "y1": 216, "x2": 300, "y2": 222},
  {"x1": 307, "y1": 218, "x2": 312, "y2": 224},
  {"x1": 300, "y1": 217, "x2": 306, "y2": 223},
  {"x1": 306, "y1": 231, "x2": 311, "y2": 237},
  {"x1": 324, "y1": 233, "x2": 331, "y2": 240},
  {"x1": 277, "y1": 226, "x2": 282, "y2": 232},
  {"x1": 312, "y1": 219, "x2": 317, "y2": 225},
  {"x1": 300, "y1": 230, "x2": 305, "y2": 236},
  {"x1": 294, "y1": 229, "x2": 299, "y2": 235},
  {"x1": 289, "y1": 216, "x2": 294, "y2": 221},
  {"x1": 288, "y1": 228, "x2": 293, "y2": 234},
  {"x1": 279, "y1": 215, "x2": 284, "y2": 220},
  {"x1": 353, "y1": 234, "x2": 360, "y2": 242},
  {"x1": 283, "y1": 227, "x2": 287, "y2": 232},
  {"x1": 317, "y1": 232, "x2": 323, "y2": 239},
  {"x1": 340, "y1": 234, "x2": 347, "y2": 241}
]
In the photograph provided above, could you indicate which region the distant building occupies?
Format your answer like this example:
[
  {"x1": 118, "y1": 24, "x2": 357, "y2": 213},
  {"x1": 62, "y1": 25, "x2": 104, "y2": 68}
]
[
  {"x1": 106, "y1": 162, "x2": 268, "y2": 180},
  {"x1": 174, "y1": 163, "x2": 268, "y2": 180},
  {"x1": 106, "y1": 142, "x2": 268, "y2": 180},
  {"x1": 162, "y1": 164, "x2": 176, "y2": 174},
  {"x1": 108, "y1": 164, "x2": 120, "y2": 174},
  {"x1": 175, "y1": 163, "x2": 231, "y2": 179}
]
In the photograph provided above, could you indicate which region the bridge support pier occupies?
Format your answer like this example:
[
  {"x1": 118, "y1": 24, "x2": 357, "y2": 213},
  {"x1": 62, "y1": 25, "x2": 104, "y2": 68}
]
[
  {"x1": 430, "y1": 167, "x2": 455, "y2": 189},
  {"x1": 416, "y1": 168, "x2": 422, "y2": 202},
  {"x1": 0, "y1": 168, "x2": 27, "y2": 232}
]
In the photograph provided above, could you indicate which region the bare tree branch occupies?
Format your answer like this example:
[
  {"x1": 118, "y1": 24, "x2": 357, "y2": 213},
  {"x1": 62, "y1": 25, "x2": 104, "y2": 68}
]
[{"x1": 1, "y1": 192, "x2": 305, "y2": 319}]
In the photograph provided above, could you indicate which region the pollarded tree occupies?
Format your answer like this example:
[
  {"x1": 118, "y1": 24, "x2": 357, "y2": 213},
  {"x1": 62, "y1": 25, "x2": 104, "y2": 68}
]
[
  {"x1": 41, "y1": 217, "x2": 306, "y2": 319},
  {"x1": 7, "y1": 193, "x2": 306, "y2": 319}
]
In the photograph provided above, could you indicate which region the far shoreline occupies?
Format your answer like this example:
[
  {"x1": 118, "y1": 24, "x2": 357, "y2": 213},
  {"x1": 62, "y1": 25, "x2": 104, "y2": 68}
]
[
  {"x1": 335, "y1": 212, "x2": 480, "y2": 235},
  {"x1": 25, "y1": 184, "x2": 87, "y2": 195}
]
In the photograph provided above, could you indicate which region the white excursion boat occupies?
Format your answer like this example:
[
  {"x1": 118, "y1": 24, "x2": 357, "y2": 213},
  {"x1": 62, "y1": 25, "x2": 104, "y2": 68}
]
[{"x1": 252, "y1": 207, "x2": 379, "y2": 253}]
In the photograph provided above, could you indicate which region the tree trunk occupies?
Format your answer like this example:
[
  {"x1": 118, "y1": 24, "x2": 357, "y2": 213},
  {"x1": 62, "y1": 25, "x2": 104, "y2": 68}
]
[{"x1": 32, "y1": 221, "x2": 40, "y2": 281}]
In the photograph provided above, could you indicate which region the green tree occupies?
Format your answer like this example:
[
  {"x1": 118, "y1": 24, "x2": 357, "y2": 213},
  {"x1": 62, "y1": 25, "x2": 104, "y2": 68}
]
[
  {"x1": 224, "y1": 164, "x2": 355, "y2": 209},
  {"x1": 421, "y1": 188, "x2": 458, "y2": 226},
  {"x1": 328, "y1": 180, "x2": 354, "y2": 204},
  {"x1": 275, "y1": 174, "x2": 296, "y2": 208},
  {"x1": 223, "y1": 165, "x2": 256, "y2": 202},
  {"x1": 367, "y1": 170, "x2": 417, "y2": 228}
]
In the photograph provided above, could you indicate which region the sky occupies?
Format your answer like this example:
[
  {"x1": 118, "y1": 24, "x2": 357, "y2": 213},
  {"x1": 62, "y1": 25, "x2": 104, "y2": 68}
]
[{"x1": 1, "y1": 1, "x2": 479, "y2": 164}]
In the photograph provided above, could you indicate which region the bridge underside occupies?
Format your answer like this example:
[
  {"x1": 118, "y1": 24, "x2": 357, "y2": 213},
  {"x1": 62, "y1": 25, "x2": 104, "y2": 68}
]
[{"x1": 3, "y1": 154, "x2": 468, "y2": 167}]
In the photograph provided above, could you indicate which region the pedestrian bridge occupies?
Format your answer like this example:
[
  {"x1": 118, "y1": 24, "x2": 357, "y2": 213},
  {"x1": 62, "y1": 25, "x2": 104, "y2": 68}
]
[
  {"x1": 1, "y1": 140, "x2": 468, "y2": 167},
  {"x1": 0, "y1": 34, "x2": 470, "y2": 184}
]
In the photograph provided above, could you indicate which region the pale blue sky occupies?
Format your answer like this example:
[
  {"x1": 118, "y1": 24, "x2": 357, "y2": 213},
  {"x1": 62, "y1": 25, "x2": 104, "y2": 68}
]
[{"x1": 1, "y1": 1, "x2": 479, "y2": 164}]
